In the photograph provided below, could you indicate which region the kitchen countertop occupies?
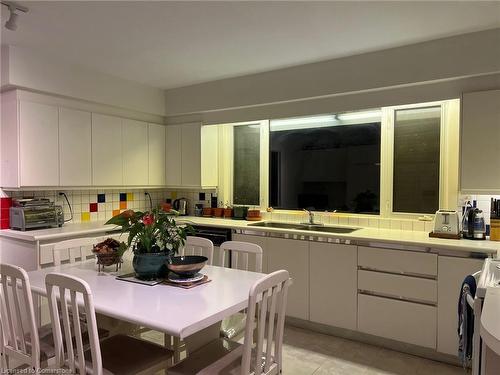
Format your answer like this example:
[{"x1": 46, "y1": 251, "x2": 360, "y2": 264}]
[
  {"x1": 0, "y1": 221, "x2": 119, "y2": 242},
  {"x1": 176, "y1": 216, "x2": 500, "y2": 256},
  {"x1": 1, "y1": 216, "x2": 499, "y2": 256}
]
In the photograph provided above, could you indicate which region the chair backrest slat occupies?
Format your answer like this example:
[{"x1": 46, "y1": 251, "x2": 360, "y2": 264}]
[
  {"x1": 52, "y1": 237, "x2": 99, "y2": 266},
  {"x1": 219, "y1": 241, "x2": 263, "y2": 273},
  {"x1": 181, "y1": 237, "x2": 214, "y2": 265},
  {"x1": 240, "y1": 270, "x2": 291, "y2": 375},
  {"x1": 0, "y1": 264, "x2": 40, "y2": 369},
  {"x1": 46, "y1": 273, "x2": 102, "y2": 375}
]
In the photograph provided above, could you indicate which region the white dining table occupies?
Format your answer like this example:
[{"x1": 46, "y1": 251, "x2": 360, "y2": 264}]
[{"x1": 26, "y1": 260, "x2": 266, "y2": 339}]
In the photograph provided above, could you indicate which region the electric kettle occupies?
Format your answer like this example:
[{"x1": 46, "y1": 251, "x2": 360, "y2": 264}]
[{"x1": 173, "y1": 198, "x2": 188, "y2": 216}]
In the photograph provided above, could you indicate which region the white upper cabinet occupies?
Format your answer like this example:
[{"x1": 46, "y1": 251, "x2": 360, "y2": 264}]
[
  {"x1": 122, "y1": 119, "x2": 148, "y2": 186},
  {"x1": 165, "y1": 125, "x2": 182, "y2": 186},
  {"x1": 461, "y1": 89, "x2": 500, "y2": 194},
  {"x1": 181, "y1": 123, "x2": 202, "y2": 187},
  {"x1": 165, "y1": 123, "x2": 218, "y2": 188},
  {"x1": 148, "y1": 123, "x2": 166, "y2": 186},
  {"x1": 59, "y1": 108, "x2": 92, "y2": 186},
  {"x1": 92, "y1": 113, "x2": 123, "y2": 186},
  {"x1": 19, "y1": 101, "x2": 59, "y2": 187}
]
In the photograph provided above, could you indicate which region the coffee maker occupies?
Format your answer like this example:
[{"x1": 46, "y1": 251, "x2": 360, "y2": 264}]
[{"x1": 462, "y1": 206, "x2": 486, "y2": 240}]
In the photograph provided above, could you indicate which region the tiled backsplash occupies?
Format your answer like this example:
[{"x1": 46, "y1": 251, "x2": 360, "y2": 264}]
[
  {"x1": 1, "y1": 188, "x2": 216, "y2": 224},
  {"x1": 1, "y1": 188, "x2": 498, "y2": 233}
]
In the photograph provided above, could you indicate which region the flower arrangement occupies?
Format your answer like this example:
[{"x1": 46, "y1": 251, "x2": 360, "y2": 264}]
[{"x1": 105, "y1": 207, "x2": 192, "y2": 256}]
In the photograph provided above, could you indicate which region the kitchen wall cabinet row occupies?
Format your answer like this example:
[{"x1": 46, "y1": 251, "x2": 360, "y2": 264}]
[
  {"x1": 233, "y1": 233, "x2": 484, "y2": 357},
  {"x1": 0, "y1": 93, "x2": 217, "y2": 188}
]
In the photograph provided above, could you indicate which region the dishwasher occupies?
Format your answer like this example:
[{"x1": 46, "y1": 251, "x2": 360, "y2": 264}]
[{"x1": 190, "y1": 225, "x2": 232, "y2": 267}]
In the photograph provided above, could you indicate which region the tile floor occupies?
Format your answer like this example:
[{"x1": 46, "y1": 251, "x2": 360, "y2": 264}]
[
  {"x1": 141, "y1": 325, "x2": 464, "y2": 375},
  {"x1": 8, "y1": 325, "x2": 465, "y2": 374}
]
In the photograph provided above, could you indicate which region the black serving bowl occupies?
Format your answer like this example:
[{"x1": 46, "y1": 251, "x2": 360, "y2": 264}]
[{"x1": 167, "y1": 255, "x2": 208, "y2": 278}]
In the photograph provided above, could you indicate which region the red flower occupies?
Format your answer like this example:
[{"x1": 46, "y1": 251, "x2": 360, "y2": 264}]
[{"x1": 142, "y1": 214, "x2": 154, "y2": 226}]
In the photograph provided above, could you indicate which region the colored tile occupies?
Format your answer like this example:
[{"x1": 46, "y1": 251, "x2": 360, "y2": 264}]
[
  {"x1": 89, "y1": 203, "x2": 98, "y2": 212},
  {"x1": 81, "y1": 212, "x2": 90, "y2": 222},
  {"x1": 199, "y1": 192, "x2": 206, "y2": 201},
  {"x1": 0, "y1": 208, "x2": 9, "y2": 220},
  {"x1": 127, "y1": 193, "x2": 134, "y2": 201},
  {"x1": 0, "y1": 197, "x2": 12, "y2": 209},
  {"x1": 97, "y1": 193, "x2": 106, "y2": 203},
  {"x1": 0, "y1": 219, "x2": 9, "y2": 230},
  {"x1": 112, "y1": 209, "x2": 120, "y2": 217},
  {"x1": 119, "y1": 193, "x2": 127, "y2": 202},
  {"x1": 171, "y1": 191, "x2": 177, "y2": 200},
  {"x1": 120, "y1": 201, "x2": 127, "y2": 210}
]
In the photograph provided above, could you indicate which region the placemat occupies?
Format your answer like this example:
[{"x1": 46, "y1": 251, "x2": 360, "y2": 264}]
[
  {"x1": 162, "y1": 275, "x2": 211, "y2": 289},
  {"x1": 116, "y1": 273, "x2": 163, "y2": 286}
]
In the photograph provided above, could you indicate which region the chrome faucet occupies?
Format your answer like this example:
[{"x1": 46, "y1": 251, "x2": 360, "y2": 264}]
[{"x1": 303, "y1": 209, "x2": 315, "y2": 225}]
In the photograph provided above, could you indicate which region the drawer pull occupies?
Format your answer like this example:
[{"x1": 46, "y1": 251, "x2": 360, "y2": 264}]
[
  {"x1": 358, "y1": 289, "x2": 437, "y2": 307},
  {"x1": 358, "y1": 266, "x2": 436, "y2": 280}
]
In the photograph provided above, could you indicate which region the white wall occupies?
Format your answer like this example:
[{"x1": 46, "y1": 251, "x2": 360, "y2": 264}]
[
  {"x1": 1, "y1": 45, "x2": 167, "y2": 117},
  {"x1": 165, "y1": 28, "x2": 500, "y2": 124}
]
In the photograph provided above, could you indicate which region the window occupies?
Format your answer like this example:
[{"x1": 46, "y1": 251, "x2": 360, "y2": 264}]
[
  {"x1": 233, "y1": 124, "x2": 261, "y2": 205},
  {"x1": 216, "y1": 99, "x2": 459, "y2": 217},
  {"x1": 392, "y1": 106, "x2": 441, "y2": 214},
  {"x1": 269, "y1": 111, "x2": 381, "y2": 213}
]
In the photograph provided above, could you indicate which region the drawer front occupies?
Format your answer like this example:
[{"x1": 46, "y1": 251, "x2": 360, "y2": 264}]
[
  {"x1": 358, "y1": 270, "x2": 437, "y2": 303},
  {"x1": 358, "y1": 294, "x2": 437, "y2": 349},
  {"x1": 358, "y1": 246, "x2": 437, "y2": 276}
]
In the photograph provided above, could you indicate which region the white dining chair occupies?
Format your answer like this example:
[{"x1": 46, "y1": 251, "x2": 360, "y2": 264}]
[
  {"x1": 0, "y1": 263, "x2": 54, "y2": 372},
  {"x1": 217, "y1": 241, "x2": 264, "y2": 340},
  {"x1": 181, "y1": 236, "x2": 215, "y2": 265},
  {"x1": 45, "y1": 272, "x2": 174, "y2": 375},
  {"x1": 218, "y1": 241, "x2": 263, "y2": 273},
  {"x1": 168, "y1": 269, "x2": 291, "y2": 375}
]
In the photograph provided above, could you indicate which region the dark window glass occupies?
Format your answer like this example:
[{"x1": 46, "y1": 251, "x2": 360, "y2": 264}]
[
  {"x1": 393, "y1": 106, "x2": 441, "y2": 213},
  {"x1": 233, "y1": 125, "x2": 260, "y2": 205},
  {"x1": 269, "y1": 113, "x2": 381, "y2": 213}
]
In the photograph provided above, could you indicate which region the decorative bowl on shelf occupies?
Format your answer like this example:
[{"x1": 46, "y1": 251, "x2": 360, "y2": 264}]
[{"x1": 167, "y1": 255, "x2": 208, "y2": 278}]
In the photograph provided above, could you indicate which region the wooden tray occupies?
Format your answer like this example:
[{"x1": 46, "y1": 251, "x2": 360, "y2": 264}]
[
  {"x1": 163, "y1": 275, "x2": 211, "y2": 289},
  {"x1": 429, "y1": 231, "x2": 461, "y2": 240}
]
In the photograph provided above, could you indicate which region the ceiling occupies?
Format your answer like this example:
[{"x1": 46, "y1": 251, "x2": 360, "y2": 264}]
[{"x1": 1, "y1": 1, "x2": 499, "y2": 90}]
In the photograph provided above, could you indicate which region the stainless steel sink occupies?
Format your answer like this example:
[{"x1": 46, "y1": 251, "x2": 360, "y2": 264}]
[
  {"x1": 247, "y1": 221, "x2": 359, "y2": 233},
  {"x1": 247, "y1": 222, "x2": 303, "y2": 230}
]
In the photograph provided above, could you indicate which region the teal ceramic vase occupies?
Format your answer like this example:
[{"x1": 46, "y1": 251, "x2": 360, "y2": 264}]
[{"x1": 132, "y1": 252, "x2": 169, "y2": 280}]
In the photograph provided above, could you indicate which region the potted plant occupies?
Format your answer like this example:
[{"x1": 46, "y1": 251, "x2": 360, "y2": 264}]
[{"x1": 106, "y1": 207, "x2": 192, "y2": 280}]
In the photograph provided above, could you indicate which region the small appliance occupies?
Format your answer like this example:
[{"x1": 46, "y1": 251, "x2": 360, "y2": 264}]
[
  {"x1": 433, "y1": 210, "x2": 460, "y2": 235},
  {"x1": 172, "y1": 198, "x2": 188, "y2": 216},
  {"x1": 462, "y1": 207, "x2": 486, "y2": 240},
  {"x1": 9, "y1": 198, "x2": 64, "y2": 231}
]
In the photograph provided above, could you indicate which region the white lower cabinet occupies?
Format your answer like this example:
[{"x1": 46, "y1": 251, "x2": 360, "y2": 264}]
[
  {"x1": 358, "y1": 294, "x2": 437, "y2": 349},
  {"x1": 437, "y1": 256, "x2": 484, "y2": 356},
  {"x1": 309, "y1": 242, "x2": 358, "y2": 330},
  {"x1": 267, "y1": 237, "x2": 309, "y2": 320},
  {"x1": 231, "y1": 233, "x2": 268, "y2": 273}
]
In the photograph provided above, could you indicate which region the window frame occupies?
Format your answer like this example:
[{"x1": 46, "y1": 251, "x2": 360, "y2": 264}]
[
  {"x1": 381, "y1": 99, "x2": 460, "y2": 219},
  {"x1": 216, "y1": 99, "x2": 460, "y2": 217},
  {"x1": 217, "y1": 120, "x2": 269, "y2": 209}
]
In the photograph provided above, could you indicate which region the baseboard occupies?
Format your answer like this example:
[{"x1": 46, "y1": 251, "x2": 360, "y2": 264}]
[{"x1": 285, "y1": 317, "x2": 462, "y2": 367}]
